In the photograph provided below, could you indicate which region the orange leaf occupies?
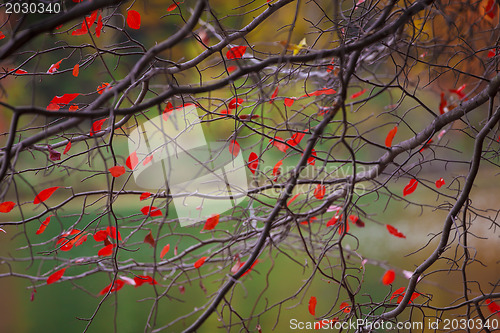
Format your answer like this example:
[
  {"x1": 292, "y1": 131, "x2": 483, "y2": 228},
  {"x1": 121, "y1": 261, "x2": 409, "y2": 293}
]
[
  {"x1": 141, "y1": 206, "x2": 163, "y2": 217},
  {"x1": 98, "y1": 244, "x2": 115, "y2": 256},
  {"x1": 144, "y1": 230, "x2": 156, "y2": 247},
  {"x1": 36, "y1": 215, "x2": 53, "y2": 235},
  {"x1": 350, "y1": 89, "x2": 366, "y2": 99},
  {"x1": 435, "y1": 178, "x2": 445, "y2": 188},
  {"x1": 340, "y1": 302, "x2": 351, "y2": 313},
  {"x1": 69, "y1": 105, "x2": 79, "y2": 111},
  {"x1": 194, "y1": 256, "x2": 207, "y2": 268},
  {"x1": 226, "y1": 46, "x2": 247, "y2": 59},
  {"x1": 72, "y1": 64, "x2": 79, "y2": 77},
  {"x1": 160, "y1": 244, "x2": 170, "y2": 259},
  {"x1": 314, "y1": 184, "x2": 325, "y2": 200},
  {"x1": 108, "y1": 165, "x2": 125, "y2": 177},
  {"x1": 403, "y1": 179, "x2": 418, "y2": 196},
  {"x1": 127, "y1": 10, "x2": 141, "y2": 29},
  {"x1": 126, "y1": 151, "x2": 138, "y2": 170},
  {"x1": 308, "y1": 296, "x2": 317, "y2": 316},
  {"x1": 203, "y1": 214, "x2": 220, "y2": 230},
  {"x1": 0, "y1": 201, "x2": 15, "y2": 213},
  {"x1": 386, "y1": 224, "x2": 406, "y2": 238},
  {"x1": 248, "y1": 152, "x2": 259, "y2": 174},
  {"x1": 47, "y1": 268, "x2": 66, "y2": 285},
  {"x1": 140, "y1": 192, "x2": 151, "y2": 201},
  {"x1": 229, "y1": 140, "x2": 240, "y2": 156},
  {"x1": 97, "y1": 82, "x2": 110, "y2": 94},
  {"x1": 385, "y1": 126, "x2": 398, "y2": 148},
  {"x1": 34, "y1": 186, "x2": 60, "y2": 204},
  {"x1": 90, "y1": 118, "x2": 107, "y2": 136},
  {"x1": 382, "y1": 269, "x2": 395, "y2": 285}
]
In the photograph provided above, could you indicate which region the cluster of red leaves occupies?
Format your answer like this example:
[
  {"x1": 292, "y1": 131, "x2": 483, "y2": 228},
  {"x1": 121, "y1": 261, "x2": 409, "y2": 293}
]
[
  {"x1": 47, "y1": 93, "x2": 80, "y2": 111},
  {"x1": 72, "y1": 10, "x2": 102, "y2": 36},
  {"x1": 97, "y1": 82, "x2": 110, "y2": 94},
  {"x1": 390, "y1": 287, "x2": 420, "y2": 304},
  {"x1": 56, "y1": 229, "x2": 87, "y2": 251},
  {"x1": 326, "y1": 209, "x2": 365, "y2": 234},
  {"x1": 94, "y1": 226, "x2": 121, "y2": 256},
  {"x1": 99, "y1": 275, "x2": 158, "y2": 295}
]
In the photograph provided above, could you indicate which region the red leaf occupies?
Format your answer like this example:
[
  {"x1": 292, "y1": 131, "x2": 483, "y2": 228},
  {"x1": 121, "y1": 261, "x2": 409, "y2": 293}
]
[
  {"x1": 439, "y1": 92, "x2": 447, "y2": 115},
  {"x1": 14, "y1": 69, "x2": 28, "y2": 75},
  {"x1": 141, "y1": 206, "x2": 163, "y2": 217},
  {"x1": 98, "y1": 243, "x2": 115, "y2": 256},
  {"x1": 72, "y1": 64, "x2": 79, "y2": 77},
  {"x1": 90, "y1": 118, "x2": 107, "y2": 137},
  {"x1": 36, "y1": 215, "x2": 53, "y2": 235},
  {"x1": 326, "y1": 214, "x2": 339, "y2": 226},
  {"x1": 74, "y1": 234, "x2": 88, "y2": 247},
  {"x1": 229, "y1": 140, "x2": 241, "y2": 156},
  {"x1": 309, "y1": 296, "x2": 317, "y2": 316},
  {"x1": 47, "y1": 93, "x2": 80, "y2": 110},
  {"x1": 419, "y1": 138, "x2": 433, "y2": 152},
  {"x1": 248, "y1": 152, "x2": 259, "y2": 174},
  {"x1": 93, "y1": 230, "x2": 109, "y2": 242},
  {"x1": 106, "y1": 226, "x2": 122, "y2": 240},
  {"x1": 486, "y1": 299, "x2": 500, "y2": 317},
  {"x1": 140, "y1": 192, "x2": 151, "y2": 201},
  {"x1": 96, "y1": 15, "x2": 103, "y2": 37},
  {"x1": 126, "y1": 151, "x2": 138, "y2": 170},
  {"x1": 194, "y1": 256, "x2": 207, "y2": 268},
  {"x1": 287, "y1": 193, "x2": 301, "y2": 206},
  {"x1": 179, "y1": 285, "x2": 185, "y2": 294},
  {"x1": 382, "y1": 270, "x2": 395, "y2": 285},
  {"x1": 390, "y1": 287, "x2": 406, "y2": 301},
  {"x1": 314, "y1": 184, "x2": 325, "y2": 200},
  {"x1": 63, "y1": 141, "x2": 72, "y2": 154},
  {"x1": 46, "y1": 145, "x2": 61, "y2": 161},
  {"x1": 127, "y1": 10, "x2": 141, "y2": 29},
  {"x1": 301, "y1": 216, "x2": 317, "y2": 225},
  {"x1": 315, "y1": 319, "x2": 338, "y2": 330},
  {"x1": 339, "y1": 302, "x2": 351, "y2": 313},
  {"x1": 99, "y1": 280, "x2": 125, "y2": 295},
  {"x1": 484, "y1": 0, "x2": 498, "y2": 19},
  {"x1": 144, "y1": 230, "x2": 156, "y2": 247},
  {"x1": 167, "y1": 3, "x2": 178, "y2": 11},
  {"x1": 301, "y1": 88, "x2": 336, "y2": 98},
  {"x1": 34, "y1": 186, "x2": 60, "y2": 204},
  {"x1": 240, "y1": 260, "x2": 259, "y2": 277},
  {"x1": 385, "y1": 126, "x2": 398, "y2": 148},
  {"x1": 435, "y1": 178, "x2": 445, "y2": 188},
  {"x1": 160, "y1": 244, "x2": 170, "y2": 259},
  {"x1": 284, "y1": 98, "x2": 295, "y2": 107},
  {"x1": 229, "y1": 98, "x2": 244, "y2": 109},
  {"x1": 270, "y1": 136, "x2": 288, "y2": 152},
  {"x1": 227, "y1": 65, "x2": 237, "y2": 73},
  {"x1": 350, "y1": 89, "x2": 366, "y2": 99},
  {"x1": 307, "y1": 149, "x2": 317, "y2": 166},
  {"x1": 488, "y1": 49, "x2": 496, "y2": 58},
  {"x1": 0, "y1": 201, "x2": 15, "y2": 213},
  {"x1": 0, "y1": 31, "x2": 5, "y2": 40},
  {"x1": 108, "y1": 165, "x2": 125, "y2": 178},
  {"x1": 273, "y1": 160, "x2": 283, "y2": 177},
  {"x1": 203, "y1": 214, "x2": 220, "y2": 230},
  {"x1": 386, "y1": 224, "x2": 406, "y2": 238},
  {"x1": 71, "y1": 24, "x2": 88, "y2": 36},
  {"x1": 449, "y1": 84, "x2": 466, "y2": 99},
  {"x1": 349, "y1": 215, "x2": 365, "y2": 227},
  {"x1": 226, "y1": 46, "x2": 247, "y2": 59},
  {"x1": 270, "y1": 86, "x2": 279, "y2": 103},
  {"x1": 69, "y1": 105, "x2": 78, "y2": 112},
  {"x1": 134, "y1": 275, "x2": 158, "y2": 287},
  {"x1": 97, "y1": 82, "x2": 110, "y2": 94},
  {"x1": 47, "y1": 268, "x2": 66, "y2": 285},
  {"x1": 403, "y1": 179, "x2": 418, "y2": 196},
  {"x1": 288, "y1": 132, "x2": 306, "y2": 147},
  {"x1": 47, "y1": 59, "x2": 63, "y2": 73}
]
